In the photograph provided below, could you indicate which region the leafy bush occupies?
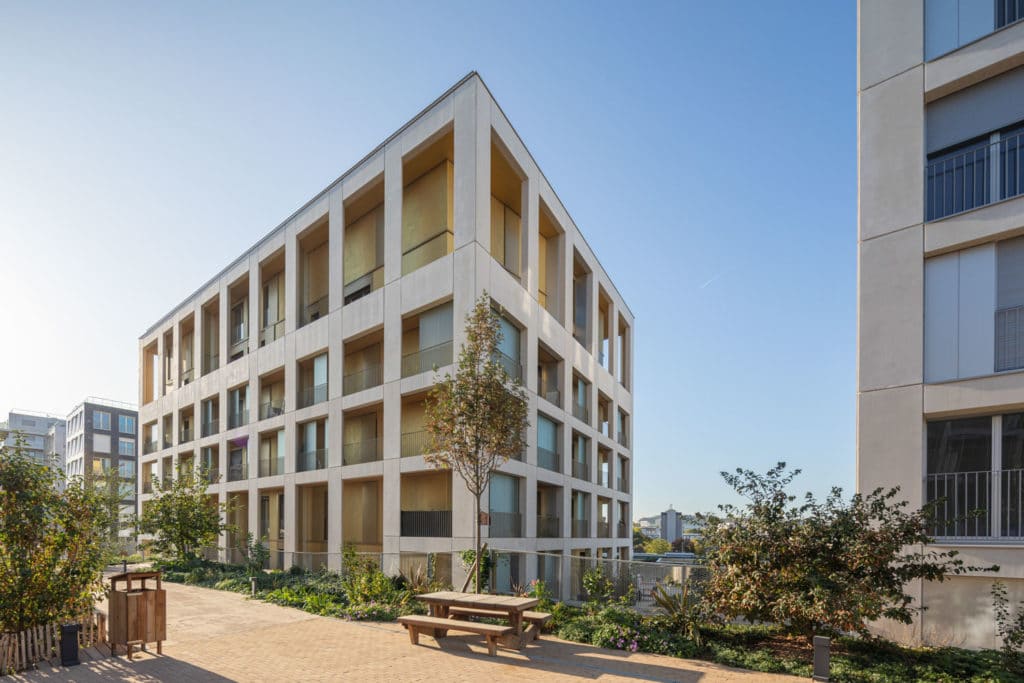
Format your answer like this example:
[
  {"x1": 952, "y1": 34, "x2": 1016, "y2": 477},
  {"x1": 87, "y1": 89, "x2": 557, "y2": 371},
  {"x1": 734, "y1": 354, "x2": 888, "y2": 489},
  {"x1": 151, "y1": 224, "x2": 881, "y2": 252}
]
[
  {"x1": 582, "y1": 565, "x2": 614, "y2": 604},
  {"x1": 993, "y1": 580, "x2": 1024, "y2": 675},
  {"x1": 238, "y1": 532, "x2": 270, "y2": 577},
  {"x1": 652, "y1": 580, "x2": 704, "y2": 646}
]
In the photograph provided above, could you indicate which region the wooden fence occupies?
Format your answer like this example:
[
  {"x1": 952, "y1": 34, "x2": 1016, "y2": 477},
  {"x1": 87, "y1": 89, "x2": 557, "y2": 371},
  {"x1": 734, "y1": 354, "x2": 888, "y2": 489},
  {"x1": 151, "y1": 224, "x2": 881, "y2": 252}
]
[{"x1": 0, "y1": 611, "x2": 106, "y2": 675}]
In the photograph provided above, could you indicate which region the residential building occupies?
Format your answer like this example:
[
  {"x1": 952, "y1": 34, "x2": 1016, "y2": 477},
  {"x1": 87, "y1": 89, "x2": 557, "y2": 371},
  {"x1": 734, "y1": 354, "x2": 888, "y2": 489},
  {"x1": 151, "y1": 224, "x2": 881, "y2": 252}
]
[
  {"x1": 659, "y1": 507, "x2": 682, "y2": 542},
  {"x1": 65, "y1": 397, "x2": 139, "y2": 545},
  {"x1": 858, "y1": 2, "x2": 1024, "y2": 647},
  {"x1": 137, "y1": 73, "x2": 634, "y2": 591},
  {"x1": 0, "y1": 409, "x2": 66, "y2": 471}
]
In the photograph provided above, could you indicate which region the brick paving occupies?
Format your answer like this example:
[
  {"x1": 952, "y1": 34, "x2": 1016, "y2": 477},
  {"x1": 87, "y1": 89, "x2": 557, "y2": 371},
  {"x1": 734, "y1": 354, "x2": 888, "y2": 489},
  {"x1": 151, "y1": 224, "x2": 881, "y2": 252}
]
[{"x1": 11, "y1": 581, "x2": 799, "y2": 682}]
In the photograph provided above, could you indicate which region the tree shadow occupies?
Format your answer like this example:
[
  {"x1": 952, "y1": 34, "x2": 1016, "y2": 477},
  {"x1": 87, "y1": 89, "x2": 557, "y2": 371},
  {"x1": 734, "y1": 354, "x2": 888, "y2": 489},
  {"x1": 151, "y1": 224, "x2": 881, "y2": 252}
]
[{"x1": 12, "y1": 646, "x2": 236, "y2": 682}]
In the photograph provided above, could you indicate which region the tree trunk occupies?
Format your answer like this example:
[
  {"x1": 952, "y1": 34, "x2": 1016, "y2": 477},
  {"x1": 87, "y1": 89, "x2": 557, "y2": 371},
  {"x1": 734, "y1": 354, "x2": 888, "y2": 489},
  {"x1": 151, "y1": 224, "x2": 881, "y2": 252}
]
[{"x1": 475, "y1": 492, "x2": 482, "y2": 594}]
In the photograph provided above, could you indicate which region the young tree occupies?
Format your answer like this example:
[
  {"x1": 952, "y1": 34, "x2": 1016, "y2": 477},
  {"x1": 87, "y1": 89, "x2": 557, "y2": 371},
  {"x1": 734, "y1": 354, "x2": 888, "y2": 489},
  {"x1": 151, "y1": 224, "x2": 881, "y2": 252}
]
[
  {"x1": 137, "y1": 468, "x2": 233, "y2": 565},
  {"x1": 424, "y1": 294, "x2": 529, "y2": 593},
  {"x1": 633, "y1": 525, "x2": 652, "y2": 552},
  {"x1": 0, "y1": 438, "x2": 112, "y2": 632},
  {"x1": 699, "y1": 462, "x2": 999, "y2": 640},
  {"x1": 644, "y1": 537, "x2": 672, "y2": 555}
]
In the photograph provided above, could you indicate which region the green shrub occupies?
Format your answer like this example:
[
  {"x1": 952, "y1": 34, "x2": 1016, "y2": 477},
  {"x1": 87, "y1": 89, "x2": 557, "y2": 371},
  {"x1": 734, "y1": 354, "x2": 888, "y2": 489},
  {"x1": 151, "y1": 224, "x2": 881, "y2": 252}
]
[
  {"x1": 582, "y1": 566, "x2": 613, "y2": 604},
  {"x1": 993, "y1": 580, "x2": 1024, "y2": 675}
]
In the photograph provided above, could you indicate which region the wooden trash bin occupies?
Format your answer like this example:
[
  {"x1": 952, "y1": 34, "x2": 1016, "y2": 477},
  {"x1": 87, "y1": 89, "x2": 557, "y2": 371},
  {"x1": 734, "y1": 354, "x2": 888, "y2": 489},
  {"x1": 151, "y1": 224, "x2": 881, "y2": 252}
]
[{"x1": 108, "y1": 571, "x2": 166, "y2": 659}]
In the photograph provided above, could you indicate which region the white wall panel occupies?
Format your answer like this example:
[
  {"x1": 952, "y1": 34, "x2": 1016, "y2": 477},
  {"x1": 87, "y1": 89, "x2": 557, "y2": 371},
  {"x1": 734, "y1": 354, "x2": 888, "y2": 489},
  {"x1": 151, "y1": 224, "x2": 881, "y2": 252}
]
[
  {"x1": 925, "y1": 253, "x2": 959, "y2": 382},
  {"x1": 958, "y1": 244, "x2": 996, "y2": 378}
]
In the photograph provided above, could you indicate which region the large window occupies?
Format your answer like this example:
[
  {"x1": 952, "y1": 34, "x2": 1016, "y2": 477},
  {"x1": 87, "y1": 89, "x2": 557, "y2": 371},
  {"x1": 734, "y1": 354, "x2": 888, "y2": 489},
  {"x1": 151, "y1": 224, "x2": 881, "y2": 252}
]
[
  {"x1": 118, "y1": 415, "x2": 135, "y2": 434},
  {"x1": 93, "y1": 411, "x2": 111, "y2": 431},
  {"x1": 926, "y1": 414, "x2": 1024, "y2": 539},
  {"x1": 926, "y1": 0, "x2": 1024, "y2": 60},
  {"x1": 118, "y1": 438, "x2": 135, "y2": 457}
]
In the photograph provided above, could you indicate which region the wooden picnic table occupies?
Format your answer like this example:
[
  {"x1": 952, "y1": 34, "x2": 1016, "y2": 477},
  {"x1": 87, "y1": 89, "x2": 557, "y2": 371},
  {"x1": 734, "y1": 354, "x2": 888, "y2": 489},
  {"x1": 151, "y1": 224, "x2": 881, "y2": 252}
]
[{"x1": 415, "y1": 591, "x2": 539, "y2": 649}]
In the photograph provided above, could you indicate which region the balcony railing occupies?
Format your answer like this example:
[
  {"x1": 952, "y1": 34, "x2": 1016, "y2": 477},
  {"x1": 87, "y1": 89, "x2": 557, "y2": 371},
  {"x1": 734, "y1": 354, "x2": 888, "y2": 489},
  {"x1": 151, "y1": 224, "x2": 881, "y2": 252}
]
[
  {"x1": 572, "y1": 459, "x2": 589, "y2": 481},
  {"x1": 343, "y1": 437, "x2": 380, "y2": 466},
  {"x1": 572, "y1": 402, "x2": 590, "y2": 423},
  {"x1": 343, "y1": 265, "x2": 384, "y2": 305},
  {"x1": 401, "y1": 340, "x2": 453, "y2": 377},
  {"x1": 260, "y1": 320, "x2": 285, "y2": 346},
  {"x1": 401, "y1": 430, "x2": 430, "y2": 457},
  {"x1": 162, "y1": 437, "x2": 173, "y2": 450},
  {"x1": 996, "y1": 305, "x2": 1024, "y2": 372},
  {"x1": 179, "y1": 428, "x2": 194, "y2": 444},
  {"x1": 201, "y1": 419, "x2": 219, "y2": 437},
  {"x1": 259, "y1": 399, "x2": 285, "y2": 420},
  {"x1": 537, "y1": 446, "x2": 560, "y2": 472},
  {"x1": 228, "y1": 410, "x2": 248, "y2": 429},
  {"x1": 572, "y1": 519, "x2": 590, "y2": 538},
  {"x1": 142, "y1": 479, "x2": 153, "y2": 494},
  {"x1": 180, "y1": 367, "x2": 194, "y2": 385},
  {"x1": 488, "y1": 511, "x2": 522, "y2": 537},
  {"x1": 926, "y1": 129, "x2": 1024, "y2": 221},
  {"x1": 227, "y1": 458, "x2": 248, "y2": 482},
  {"x1": 618, "y1": 431, "x2": 630, "y2": 448},
  {"x1": 400, "y1": 228, "x2": 453, "y2": 275},
  {"x1": 258, "y1": 454, "x2": 284, "y2": 478},
  {"x1": 400, "y1": 510, "x2": 452, "y2": 537},
  {"x1": 203, "y1": 353, "x2": 219, "y2": 374},
  {"x1": 541, "y1": 388, "x2": 561, "y2": 407},
  {"x1": 297, "y1": 448, "x2": 328, "y2": 472},
  {"x1": 202, "y1": 466, "x2": 220, "y2": 484},
  {"x1": 537, "y1": 514, "x2": 560, "y2": 538},
  {"x1": 493, "y1": 351, "x2": 522, "y2": 382},
  {"x1": 598, "y1": 521, "x2": 611, "y2": 538},
  {"x1": 617, "y1": 521, "x2": 628, "y2": 538},
  {"x1": 302, "y1": 295, "x2": 329, "y2": 325},
  {"x1": 229, "y1": 334, "x2": 248, "y2": 359},
  {"x1": 143, "y1": 440, "x2": 158, "y2": 455},
  {"x1": 343, "y1": 363, "x2": 382, "y2": 395},
  {"x1": 617, "y1": 476, "x2": 629, "y2": 494},
  {"x1": 297, "y1": 383, "x2": 328, "y2": 409},
  {"x1": 927, "y1": 468, "x2": 1024, "y2": 539}
]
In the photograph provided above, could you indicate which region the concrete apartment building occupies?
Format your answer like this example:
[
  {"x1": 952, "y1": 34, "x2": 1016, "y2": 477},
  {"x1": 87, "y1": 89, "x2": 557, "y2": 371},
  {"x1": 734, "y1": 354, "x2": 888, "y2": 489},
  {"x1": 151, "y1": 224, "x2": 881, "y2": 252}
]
[
  {"x1": 0, "y1": 409, "x2": 66, "y2": 470},
  {"x1": 858, "y1": 2, "x2": 1024, "y2": 647},
  {"x1": 65, "y1": 397, "x2": 139, "y2": 545},
  {"x1": 137, "y1": 73, "x2": 634, "y2": 592}
]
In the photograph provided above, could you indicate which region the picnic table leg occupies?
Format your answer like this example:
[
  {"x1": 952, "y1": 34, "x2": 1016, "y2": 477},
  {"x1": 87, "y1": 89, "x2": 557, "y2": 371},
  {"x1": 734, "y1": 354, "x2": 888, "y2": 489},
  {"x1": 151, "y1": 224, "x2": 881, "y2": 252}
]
[
  {"x1": 433, "y1": 605, "x2": 449, "y2": 638},
  {"x1": 509, "y1": 611, "x2": 524, "y2": 649}
]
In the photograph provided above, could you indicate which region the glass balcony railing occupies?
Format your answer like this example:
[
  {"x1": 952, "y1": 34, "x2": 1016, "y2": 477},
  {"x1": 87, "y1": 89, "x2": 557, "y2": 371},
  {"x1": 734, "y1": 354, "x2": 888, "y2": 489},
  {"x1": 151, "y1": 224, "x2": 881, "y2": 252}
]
[
  {"x1": 537, "y1": 446, "x2": 560, "y2": 472},
  {"x1": 343, "y1": 437, "x2": 380, "y2": 466},
  {"x1": 298, "y1": 383, "x2": 328, "y2": 409},
  {"x1": 203, "y1": 353, "x2": 219, "y2": 374},
  {"x1": 227, "y1": 458, "x2": 248, "y2": 482},
  {"x1": 258, "y1": 454, "x2": 285, "y2": 478},
  {"x1": 343, "y1": 265, "x2": 385, "y2": 305},
  {"x1": 228, "y1": 410, "x2": 248, "y2": 429},
  {"x1": 572, "y1": 459, "x2": 589, "y2": 481},
  {"x1": 572, "y1": 402, "x2": 590, "y2": 423},
  {"x1": 201, "y1": 419, "x2": 219, "y2": 437},
  {"x1": 401, "y1": 430, "x2": 430, "y2": 457},
  {"x1": 617, "y1": 521, "x2": 628, "y2": 538},
  {"x1": 302, "y1": 295, "x2": 329, "y2": 326},
  {"x1": 597, "y1": 521, "x2": 611, "y2": 538},
  {"x1": 343, "y1": 363, "x2": 382, "y2": 395},
  {"x1": 142, "y1": 480, "x2": 153, "y2": 494},
  {"x1": 926, "y1": 129, "x2": 1024, "y2": 221},
  {"x1": 617, "y1": 476, "x2": 629, "y2": 494},
  {"x1": 180, "y1": 367, "x2": 194, "y2": 385},
  {"x1": 488, "y1": 511, "x2": 522, "y2": 537},
  {"x1": 259, "y1": 400, "x2": 285, "y2": 420},
  {"x1": 537, "y1": 514, "x2": 561, "y2": 538},
  {"x1": 297, "y1": 448, "x2": 328, "y2": 472},
  {"x1": 229, "y1": 327, "x2": 248, "y2": 358},
  {"x1": 493, "y1": 351, "x2": 522, "y2": 382},
  {"x1": 260, "y1": 320, "x2": 285, "y2": 346},
  {"x1": 541, "y1": 388, "x2": 561, "y2": 407},
  {"x1": 402, "y1": 341, "x2": 454, "y2": 377},
  {"x1": 143, "y1": 440, "x2": 158, "y2": 455},
  {"x1": 400, "y1": 510, "x2": 452, "y2": 537},
  {"x1": 202, "y1": 466, "x2": 220, "y2": 484},
  {"x1": 179, "y1": 428, "x2": 194, "y2": 444},
  {"x1": 401, "y1": 229, "x2": 453, "y2": 275},
  {"x1": 572, "y1": 518, "x2": 589, "y2": 538},
  {"x1": 618, "y1": 431, "x2": 630, "y2": 449},
  {"x1": 162, "y1": 437, "x2": 173, "y2": 450}
]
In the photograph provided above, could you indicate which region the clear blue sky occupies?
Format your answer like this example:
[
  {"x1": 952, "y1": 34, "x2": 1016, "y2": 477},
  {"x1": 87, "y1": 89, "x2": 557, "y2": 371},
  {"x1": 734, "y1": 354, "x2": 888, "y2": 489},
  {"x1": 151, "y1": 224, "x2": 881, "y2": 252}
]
[{"x1": 0, "y1": 2, "x2": 856, "y2": 518}]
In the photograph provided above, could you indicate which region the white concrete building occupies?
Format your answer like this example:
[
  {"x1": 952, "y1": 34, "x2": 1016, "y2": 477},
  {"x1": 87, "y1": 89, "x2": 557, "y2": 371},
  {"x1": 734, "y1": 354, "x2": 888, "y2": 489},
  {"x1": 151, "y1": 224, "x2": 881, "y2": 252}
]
[
  {"x1": 137, "y1": 73, "x2": 634, "y2": 592},
  {"x1": 0, "y1": 409, "x2": 66, "y2": 471},
  {"x1": 659, "y1": 507, "x2": 682, "y2": 542},
  {"x1": 859, "y1": 1, "x2": 1024, "y2": 647}
]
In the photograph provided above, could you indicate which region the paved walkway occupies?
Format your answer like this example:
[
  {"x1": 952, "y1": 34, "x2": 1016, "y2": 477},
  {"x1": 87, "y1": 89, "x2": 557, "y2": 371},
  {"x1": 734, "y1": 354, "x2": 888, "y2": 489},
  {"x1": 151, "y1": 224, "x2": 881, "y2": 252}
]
[{"x1": 11, "y1": 581, "x2": 799, "y2": 682}]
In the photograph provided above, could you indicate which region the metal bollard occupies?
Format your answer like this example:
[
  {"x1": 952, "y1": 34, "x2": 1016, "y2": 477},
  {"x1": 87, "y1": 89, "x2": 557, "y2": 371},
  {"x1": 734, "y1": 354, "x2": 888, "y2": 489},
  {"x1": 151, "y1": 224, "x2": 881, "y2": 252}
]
[
  {"x1": 250, "y1": 576, "x2": 257, "y2": 597},
  {"x1": 122, "y1": 560, "x2": 128, "y2": 574},
  {"x1": 812, "y1": 635, "x2": 830, "y2": 682}
]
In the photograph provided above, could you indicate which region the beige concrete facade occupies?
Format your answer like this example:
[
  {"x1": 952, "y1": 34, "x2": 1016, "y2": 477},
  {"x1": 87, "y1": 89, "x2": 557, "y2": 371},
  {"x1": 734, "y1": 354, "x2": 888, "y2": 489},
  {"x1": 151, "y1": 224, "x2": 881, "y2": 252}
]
[
  {"x1": 137, "y1": 74, "x2": 634, "y2": 592},
  {"x1": 859, "y1": 1, "x2": 1024, "y2": 648}
]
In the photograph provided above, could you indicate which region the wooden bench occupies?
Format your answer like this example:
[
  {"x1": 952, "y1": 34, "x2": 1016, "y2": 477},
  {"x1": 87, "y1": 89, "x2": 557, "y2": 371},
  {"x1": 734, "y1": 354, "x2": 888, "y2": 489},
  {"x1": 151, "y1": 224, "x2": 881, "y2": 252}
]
[
  {"x1": 397, "y1": 615, "x2": 514, "y2": 656},
  {"x1": 446, "y1": 607, "x2": 552, "y2": 640}
]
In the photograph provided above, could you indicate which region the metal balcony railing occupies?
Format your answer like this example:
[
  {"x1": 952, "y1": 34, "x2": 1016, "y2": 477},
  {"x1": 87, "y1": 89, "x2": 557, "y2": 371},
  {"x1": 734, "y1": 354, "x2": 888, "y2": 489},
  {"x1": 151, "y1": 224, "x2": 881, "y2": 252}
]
[
  {"x1": 228, "y1": 410, "x2": 248, "y2": 429},
  {"x1": 401, "y1": 340, "x2": 453, "y2": 377},
  {"x1": 259, "y1": 400, "x2": 285, "y2": 420},
  {"x1": 572, "y1": 519, "x2": 590, "y2": 538},
  {"x1": 297, "y1": 383, "x2": 328, "y2": 409},
  {"x1": 572, "y1": 459, "x2": 589, "y2": 481},
  {"x1": 537, "y1": 447, "x2": 560, "y2": 472},
  {"x1": 488, "y1": 511, "x2": 522, "y2": 537},
  {"x1": 926, "y1": 129, "x2": 1024, "y2": 221},
  {"x1": 343, "y1": 437, "x2": 380, "y2": 466},
  {"x1": 302, "y1": 295, "x2": 329, "y2": 325},
  {"x1": 297, "y1": 448, "x2": 328, "y2": 472},
  {"x1": 493, "y1": 351, "x2": 522, "y2": 381},
  {"x1": 227, "y1": 458, "x2": 248, "y2": 482},
  {"x1": 143, "y1": 440, "x2": 158, "y2": 455},
  {"x1": 597, "y1": 521, "x2": 610, "y2": 538},
  {"x1": 572, "y1": 402, "x2": 590, "y2": 423},
  {"x1": 260, "y1": 320, "x2": 285, "y2": 346},
  {"x1": 179, "y1": 428, "x2": 194, "y2": 444},
  {"x1": 927, "y1": 468, "x2": 1024, "y2": 539},
  {"x1": 343, "y1": 363, "x2": 382, "y2": 395},
  {"x1": 400, "y1": 510, "x2": 452, "y2": 537},
  {"x1": 201, "y1": 419, "x2": 219, "y2": 437},
  {"x1": 537, "y1": 514, "x2": 560, "y2": 538},
  {"x1": 401, "y1": 430, "x2": 430, "y2": 457}
]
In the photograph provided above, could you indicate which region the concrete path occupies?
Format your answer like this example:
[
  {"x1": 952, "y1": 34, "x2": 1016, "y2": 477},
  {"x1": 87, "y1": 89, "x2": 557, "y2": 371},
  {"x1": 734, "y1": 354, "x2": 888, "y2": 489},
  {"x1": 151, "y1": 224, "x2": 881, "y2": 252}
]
[{"x1": 11, "y1": 581, "x2": 800, "y2": 682}]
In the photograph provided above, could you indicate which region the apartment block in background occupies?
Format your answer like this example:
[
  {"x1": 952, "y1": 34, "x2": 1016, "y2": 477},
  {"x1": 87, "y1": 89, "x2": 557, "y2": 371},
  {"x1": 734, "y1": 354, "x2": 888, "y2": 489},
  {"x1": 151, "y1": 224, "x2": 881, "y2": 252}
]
[
  {"x1": 65, "y1": 397, "x2": 139, "y2": 547},
  {"x1": 858, "y1": 1, "x2": 1024, "y2": 647},
  {"x1": 0, "y1": 409, "x2": 66, "y2": 471},
  {"x1": 137, "y1": 73, "x2": 634, "y2": 592}
]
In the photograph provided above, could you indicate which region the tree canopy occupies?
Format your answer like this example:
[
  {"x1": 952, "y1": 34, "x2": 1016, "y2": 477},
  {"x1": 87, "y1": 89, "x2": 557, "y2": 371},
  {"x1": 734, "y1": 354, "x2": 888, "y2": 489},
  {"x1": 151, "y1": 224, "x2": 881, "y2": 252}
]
[{"x1": 137, "y1": 467, "x2": 232, "y2": 564}]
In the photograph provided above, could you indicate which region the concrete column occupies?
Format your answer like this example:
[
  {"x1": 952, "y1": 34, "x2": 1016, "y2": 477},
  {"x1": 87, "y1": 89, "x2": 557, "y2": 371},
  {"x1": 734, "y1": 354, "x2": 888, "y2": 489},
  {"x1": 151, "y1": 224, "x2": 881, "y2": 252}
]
[
  {"x1": 248, "y1": 255, "x2": 260, "y2": 356},
  {"x1": 383, "y1": 143, "x2": 402, "y2": 285},
  {"x1": 284, "y1": 229, "x2": 298, "y2": 336},
  {"x1": 327, "y1": 468, "x2": 343, "y2": 571},
  {"x1": 328, "y1": 188, "x2": 345, "y2": 315},
  {"x1": 524, "y1": 176, "x2": 539, "y2": 305}
]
